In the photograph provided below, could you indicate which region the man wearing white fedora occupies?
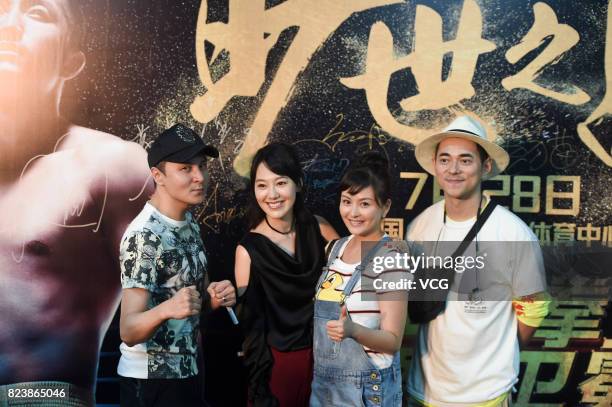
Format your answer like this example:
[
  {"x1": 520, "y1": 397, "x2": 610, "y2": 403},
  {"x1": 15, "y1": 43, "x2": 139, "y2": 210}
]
[{"x1": 405, "y1": 116, "x2": 550, "y2": 406}]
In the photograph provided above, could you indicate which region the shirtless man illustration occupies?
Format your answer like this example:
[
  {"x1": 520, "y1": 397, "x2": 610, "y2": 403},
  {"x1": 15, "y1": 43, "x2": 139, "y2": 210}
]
[{"x1": 0, "y1": 0, "x2": 151, "y2": 402}]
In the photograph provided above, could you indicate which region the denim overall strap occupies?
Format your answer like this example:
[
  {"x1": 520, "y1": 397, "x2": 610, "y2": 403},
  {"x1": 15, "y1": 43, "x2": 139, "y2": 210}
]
[
  {"x1": 316, "y1": 237, "x2": 350, "y2": 290},
  {"x1": 327, "y1": 236, "x2": 349, "y2": 266},
  {"x1": 341, "y1": 235, "x2": 392, "y2": 302}
]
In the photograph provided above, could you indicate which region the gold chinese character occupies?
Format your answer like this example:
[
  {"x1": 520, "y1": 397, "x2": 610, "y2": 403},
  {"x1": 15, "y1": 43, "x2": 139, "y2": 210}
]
[
  {"x1": 545, "y1": 175, "x2": 581, "y2": 216},
  {"x1": 577, "y1": 223, "x2": 602, "y2": 242},
  {"x1": 502, "y1": 2, "x2": 590, "y2": 105},
  {"x1": 553, "y1": 222, "x2": 576, "y2": 242},
  {"x1": 529, "y1": 221, "x2": 552, "y2": 244},
  {"x1": 579, "y1": 352, "x2": 612, "y2": 406},
  {"x1": 601, "y1": 226, "x2": 612, "y2": 247},
  {"x1": 382, "y1": 218, "x2": 404, "y2": 239},
  {"x1": 577, "y1": 0, "x2": 612, "y2": 167},
  {"x1": 534, "y1": 300, "x2": 606, "y2": 348},
  {"x1": 340, "y1": 0, "x2": 496, "y2": 145},
  {"x1": 518, "y1": 351, "x2": 575, "y2": 405},
  {"x1": 191, "y1": 0, "x2": 401, "y2": 176}
]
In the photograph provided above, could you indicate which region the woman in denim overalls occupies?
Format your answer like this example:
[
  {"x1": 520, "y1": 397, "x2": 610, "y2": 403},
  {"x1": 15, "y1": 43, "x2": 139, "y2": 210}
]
[{"x1": 311, "y1": 153, "x2": 408, "y2": 406}]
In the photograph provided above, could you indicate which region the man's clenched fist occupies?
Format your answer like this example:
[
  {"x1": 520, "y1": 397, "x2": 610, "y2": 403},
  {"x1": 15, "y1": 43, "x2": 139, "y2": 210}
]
[{"x1": 163, "y1": 285, "x2": 202, "y2": 319}]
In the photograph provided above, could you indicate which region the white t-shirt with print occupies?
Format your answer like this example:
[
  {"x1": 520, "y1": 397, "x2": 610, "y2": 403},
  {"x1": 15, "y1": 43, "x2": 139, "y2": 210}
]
[
  {"x1": 117, "y1": 203, "x2": 207, "y2": 379},
  {"x1": 405, "y1": 200, "x2": 546, "y2": 406}
]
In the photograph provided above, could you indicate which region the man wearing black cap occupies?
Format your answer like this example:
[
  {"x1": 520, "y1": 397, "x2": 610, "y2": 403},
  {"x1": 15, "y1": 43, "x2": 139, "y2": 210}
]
[{"x1": 118, "y1": 124, "x2": 236, "y2": 407}]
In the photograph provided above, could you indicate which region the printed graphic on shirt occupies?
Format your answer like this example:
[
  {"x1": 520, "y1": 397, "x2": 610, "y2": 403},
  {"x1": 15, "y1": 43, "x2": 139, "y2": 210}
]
[
  {"x1": 120, "y1": 211, "x2": 205, "y2": 379},
  {"x1": 319, "y1": 260, "x2": 391, "y2": 368},
  {"x1": 463, "y1": 292, "x2": 488, "y2": 314},
  {"x1": 316, "y1": 272, "x2": 344, "y2": 302}
]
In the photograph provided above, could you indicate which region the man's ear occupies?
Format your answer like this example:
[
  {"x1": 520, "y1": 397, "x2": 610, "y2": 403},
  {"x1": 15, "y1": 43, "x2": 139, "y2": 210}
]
[
  {"x1": 61, "y1": 50, "x2": 86, "y2": 81},
  {"x1": 482, "y1": 157, "x2": 493, "y2": 176},
  {"x1": 151, "y1": 167, "x2": 164, "y2": 186}
]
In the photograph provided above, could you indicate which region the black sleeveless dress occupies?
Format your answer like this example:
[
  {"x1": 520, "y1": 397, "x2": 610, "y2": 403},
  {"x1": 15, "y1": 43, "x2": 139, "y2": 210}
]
[{"x1": 239, "y1": 213, "x2": 326, "y2": 406}]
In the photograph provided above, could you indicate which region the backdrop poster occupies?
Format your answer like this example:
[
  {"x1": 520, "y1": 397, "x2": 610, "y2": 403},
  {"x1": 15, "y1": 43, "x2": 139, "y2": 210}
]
[{"x1": 0, "y1": 1, "x2": 610, "y2": 405}]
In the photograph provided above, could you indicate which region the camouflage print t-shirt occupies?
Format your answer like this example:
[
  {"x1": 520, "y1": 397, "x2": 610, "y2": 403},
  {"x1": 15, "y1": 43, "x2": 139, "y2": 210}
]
[{"x1": 117, "y1": 203, "x2": 206, "y2": 379}]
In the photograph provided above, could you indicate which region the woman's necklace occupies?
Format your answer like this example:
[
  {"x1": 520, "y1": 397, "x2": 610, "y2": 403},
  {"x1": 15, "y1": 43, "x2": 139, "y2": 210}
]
[{"x1": 265, "y1": 216, "x2": 295, "y2": 235}]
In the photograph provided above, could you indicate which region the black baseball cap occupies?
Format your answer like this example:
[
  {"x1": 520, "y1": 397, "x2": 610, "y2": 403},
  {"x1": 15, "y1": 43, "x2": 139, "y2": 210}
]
[{"x1": 147, "y1": 123, "x2": 219, "y2": 168}]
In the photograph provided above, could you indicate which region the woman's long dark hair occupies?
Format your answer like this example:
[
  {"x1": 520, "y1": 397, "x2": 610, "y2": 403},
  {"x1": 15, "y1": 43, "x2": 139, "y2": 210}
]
[
  {"x1": 247, "y1": 142, "x2": 310, "y2": 230},
  {"x1": 338, "y1": 152, "x2": 391, "y2": 207}
]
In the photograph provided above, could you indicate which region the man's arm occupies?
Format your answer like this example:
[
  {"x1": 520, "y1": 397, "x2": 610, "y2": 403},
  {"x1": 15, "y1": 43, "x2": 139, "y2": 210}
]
[
  {"x1": 513, "y1": 291, "x2": 551, "y2": 348},
  {"x1": 511, "y1": 234, "x2": 550, "y2": 347},
  {"x1": 120, "y1": 286, "x2": 201, "y2": 347},
  {"x1": 517, "y1": 321, "x2": 537, "y2": 347}
]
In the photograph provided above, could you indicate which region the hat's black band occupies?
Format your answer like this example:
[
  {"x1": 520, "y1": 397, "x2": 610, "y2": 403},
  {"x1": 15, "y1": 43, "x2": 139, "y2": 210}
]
[{"x1": 447, "y1": 128, "x2": 480, "y2": 137}]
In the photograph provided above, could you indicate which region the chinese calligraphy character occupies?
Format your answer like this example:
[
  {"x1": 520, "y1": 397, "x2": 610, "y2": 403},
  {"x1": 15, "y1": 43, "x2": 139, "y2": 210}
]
[
  {"x1": 577, "y1": 0, "x2": 612, "y2": 167},
  {"x1": 579, "y1": 352, "x2": 612, "y2": 406},
  {"x1": 535, "y1": 300, "x2": 606, "y2": 348},
  {"x1": 192, "y1": 0, "x2": 402, "y2": 175},
  {"x1": 530, "y1": 221, "x2": 552, "y2": 244},
  {"x1": 340, "y1": 0, "x2": 495, "y2": 145},
  {"x1": 382, "y1": 218, "x2": 404, "y2": 239},
  {"x1": 553, "y1": 222, "x2": 576, "y2": 242},
  {"x1": 518, "y1": 351, "x2": 576, "y2": 405},
  {"x1": 601, "y1": 225, "x2": 612, "y2": 247},
  {"x1": 577, "y1": 223, "x2": 602, "y2": 242},
  {"x1": 502, "y1": 2, "x2": 590, "y2": 105}
]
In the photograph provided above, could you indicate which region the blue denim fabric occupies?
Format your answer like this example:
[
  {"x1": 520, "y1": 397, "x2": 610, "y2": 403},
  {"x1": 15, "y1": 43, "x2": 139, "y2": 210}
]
[{"x1": 310, "y1": 238, "x2": 402, "y2": 407}]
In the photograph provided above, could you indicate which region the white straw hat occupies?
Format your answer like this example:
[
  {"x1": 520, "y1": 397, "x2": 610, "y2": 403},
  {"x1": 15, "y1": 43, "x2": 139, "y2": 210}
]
[{"x1": 415, "y1": 116, "x2": 509, "y2": 179}]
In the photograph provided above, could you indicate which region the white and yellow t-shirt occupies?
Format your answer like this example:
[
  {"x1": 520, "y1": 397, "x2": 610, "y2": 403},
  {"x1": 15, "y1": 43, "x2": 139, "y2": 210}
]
[{"x1": 405, "y1": 200, "x2": 546, "y2": 406}]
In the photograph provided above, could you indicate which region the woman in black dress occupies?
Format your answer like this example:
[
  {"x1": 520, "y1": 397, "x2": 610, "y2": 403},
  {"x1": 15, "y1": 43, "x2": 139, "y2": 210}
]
[{"x1": 235, "y1": 143, "x2": 338, "y2": 406}]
